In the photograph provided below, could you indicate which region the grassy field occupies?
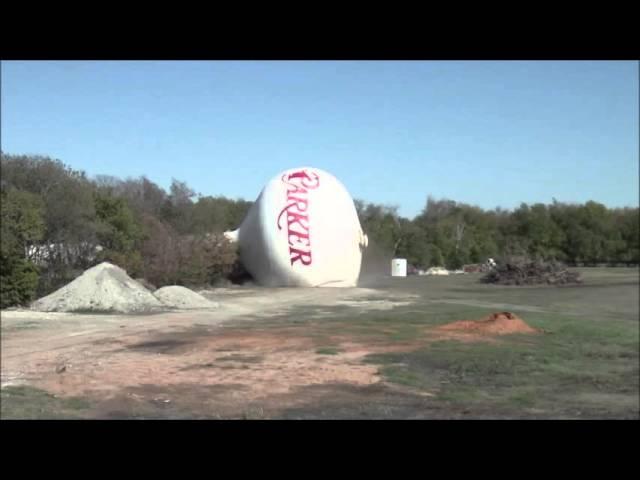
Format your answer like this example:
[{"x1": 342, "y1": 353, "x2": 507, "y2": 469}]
[
  {"x1": 2, "y1": 267, "x2": 638, "y2": 419},
  {"x1": 242, "y1": 268, "x2": 639, "y2": 418}
]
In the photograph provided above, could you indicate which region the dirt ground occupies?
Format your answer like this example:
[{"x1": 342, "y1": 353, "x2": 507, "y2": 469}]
[
  {"x1": 1, "y1": 287, "x2": 425, "y2": 418},
  {"x1": 2, "y1": 269, "x2": 638, "y2": 419}
]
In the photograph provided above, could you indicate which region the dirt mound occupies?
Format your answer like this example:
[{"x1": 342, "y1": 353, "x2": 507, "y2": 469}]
[
  {"x1": 154, "y1": 286, "x2": 219, "y2": 310},
  {"x1": 30, "y1": 262, "x2": 164, "y2": 314},
  {"x1": 437, "y1": 312, "x2": 539, "y2": 335}
]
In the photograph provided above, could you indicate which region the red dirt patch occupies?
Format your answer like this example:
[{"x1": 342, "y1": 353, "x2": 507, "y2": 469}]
[
  {"x1": 5, "y1": 327, "x2": 384, "y2": 406},
  {"x1": 436, "y1": 312, "x2": 540, "y2": 337}
]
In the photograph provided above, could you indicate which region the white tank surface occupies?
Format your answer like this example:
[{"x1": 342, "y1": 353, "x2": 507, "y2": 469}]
[
  {"x1": 224, "y1": 167, "x2": 368, "y2": 287},
  {"x1": 391, "y1": 258, "x2": 407, "y2": 277}
]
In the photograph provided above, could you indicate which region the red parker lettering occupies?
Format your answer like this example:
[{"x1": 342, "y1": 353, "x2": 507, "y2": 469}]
[{"x1": 276, "y1": 170, "x2": 320, "y2": 266}]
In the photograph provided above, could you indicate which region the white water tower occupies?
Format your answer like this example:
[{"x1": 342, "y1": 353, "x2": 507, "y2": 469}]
[
  {"x1": 391, "y1": 258, "x2": 407, "y2": 277},
  {"x1": 223, "y1": 166, "x2": 368, "y2": 287}
]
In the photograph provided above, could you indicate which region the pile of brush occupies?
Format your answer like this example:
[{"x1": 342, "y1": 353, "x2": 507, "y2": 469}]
[{"x1": 481, "y1": 258, "x2": 582, "y2": 286}]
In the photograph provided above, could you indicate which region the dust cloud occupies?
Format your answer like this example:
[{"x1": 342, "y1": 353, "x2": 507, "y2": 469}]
[{"x1": 358, "y1": 238, "x2": 393, "y2": 288}]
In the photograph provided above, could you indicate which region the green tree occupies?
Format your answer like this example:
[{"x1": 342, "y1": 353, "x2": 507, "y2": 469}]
[
  {"x1": 511, "y1": 203, "x2": 565, "y2": 260},
  {"x1": 618, "y1": 208, "x2": 640, "y2": 264},
  {"x1": 395, "y1": 220, "x2": 431, "y2": 268},
  {"x1": 356, "y1": 201, "x2": 404, "y2": 256},
  {"x1": 94, "y1": 192, "x2": 144, "y2": 275},
  {"x1": 0, "y1": 189, "x2": 45, "y2": 307},
  {"x1": 2, "y1": 153, "x2": 100, "y2": 295},
  {"x1": 428, "y1": 245, "x2": 445, "y2": 267}
]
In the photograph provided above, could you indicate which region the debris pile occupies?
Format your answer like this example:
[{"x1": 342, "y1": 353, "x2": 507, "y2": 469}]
[
  {"x1": 481, "y1": 259, "x2": 582, "y2": 286},
  {"x1": 30, "y1": 262, "x2": 164, "y2": 313},
  {"x1": 425, "y1": 267, "x2": 450, "y2": 276},
  {"x1": 154, "y1": 286, "x2": 219, "y2": 310}
]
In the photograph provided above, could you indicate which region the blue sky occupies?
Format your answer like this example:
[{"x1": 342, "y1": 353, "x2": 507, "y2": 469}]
[{"x1": 1, "y1": 60, "x2": 638, "y2": 218}]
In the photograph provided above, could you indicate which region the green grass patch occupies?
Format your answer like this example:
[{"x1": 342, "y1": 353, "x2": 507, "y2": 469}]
[
  {"x1": 225, "y1": 269, "x2": 639, "y2": 418},
  {"x1": 315, "y1": 347, "x2": 342, "y2": 355},
  {"x1": 1, "y1": 321, "x2": 42, "y2": 332},
  {"x1": 364, "y1": 312, "x2": 639, "y2": 418},
  {"x1": 1, "y1": 385, "x2": 92, "y2": 419}
]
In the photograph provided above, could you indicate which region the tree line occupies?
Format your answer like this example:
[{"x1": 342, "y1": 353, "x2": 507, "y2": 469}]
[
  {"x1": 1, "y1": 153, "x2": 251, "y2": 308},
  {"x1": 357, "y1": 197, "x2": 638, "y2": 271},
  {"x1": 1, "y1": 153, "x2": 638, "y2": 308}
]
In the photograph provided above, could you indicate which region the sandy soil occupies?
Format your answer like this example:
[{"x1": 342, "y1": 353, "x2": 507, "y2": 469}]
[
  {"x1": 2, "y1": 283, "x2": 553, "y2": 418},
  {"x1": 154, "y1": 286, "x2": 219, "y2": 309},
  {"x1": 1, "y1": 287, "x2": 421, "y2": 414},
  {"x1": 30, "y1": 262, "x2": 164, "y2": 313}
]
